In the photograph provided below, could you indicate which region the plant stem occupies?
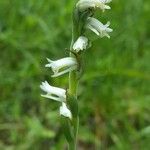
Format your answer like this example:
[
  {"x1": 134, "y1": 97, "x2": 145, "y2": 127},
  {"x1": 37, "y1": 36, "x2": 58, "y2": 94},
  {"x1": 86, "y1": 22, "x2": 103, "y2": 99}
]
[
  {"x1": 68, "y1": 67, "x2": 79, "y2": 150},
  {"x1": 68, "y1": 140, "x2": 76, "y2": 150},
  {"x1": 67, "y1": 5, "x2": 82, "y2": 149},
  {"x1": 68, "y1": 11, "x2": 79, "y2": 150},
  {"x1": 68, "y1": 45, "x2": 79, "y2": 150}
]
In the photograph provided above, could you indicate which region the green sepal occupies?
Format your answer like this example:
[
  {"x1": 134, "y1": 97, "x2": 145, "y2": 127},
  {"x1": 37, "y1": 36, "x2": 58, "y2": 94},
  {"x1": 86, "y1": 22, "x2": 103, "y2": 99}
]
[
  {"x1": 60, "y1": 117, "x2": 74, "y2": 143},
  {"x1": 67, "y1": 94, "x2": 79, "y2": 119},
  {"x1": 73, "y1": 7, "x2": 94, "y2": 40},
  {"x1": 78, "y1": 9, "x2": 93, "y2": 35}
]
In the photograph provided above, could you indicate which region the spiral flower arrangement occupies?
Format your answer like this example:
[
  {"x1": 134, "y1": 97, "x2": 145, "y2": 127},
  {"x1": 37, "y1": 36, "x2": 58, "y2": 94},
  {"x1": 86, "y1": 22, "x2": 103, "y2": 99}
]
[{"x1": 40, "y1": 0, "x2": 113, "y2": 149}]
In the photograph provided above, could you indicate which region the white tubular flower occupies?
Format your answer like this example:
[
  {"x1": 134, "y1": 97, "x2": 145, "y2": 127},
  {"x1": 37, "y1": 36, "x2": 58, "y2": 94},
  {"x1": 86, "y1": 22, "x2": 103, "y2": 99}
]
[
  {"x1": 40, "y1": 81, "x2": 66, "y2": 102},
  {"x1": 73, "y1": 36, "x2": 88, "y2": 52},
  {"x1": 86, "y1": 17, "x2": 113, "y2": 38},
  {"x1": 76, "y1": 0, "x2": 112, "y2": 12},
  {"x1": 45, "y1": 57, "x2": 77, "y2": 77},
  {"x1": 60, "y1": 102, "x2": 72, "y2": 119}
]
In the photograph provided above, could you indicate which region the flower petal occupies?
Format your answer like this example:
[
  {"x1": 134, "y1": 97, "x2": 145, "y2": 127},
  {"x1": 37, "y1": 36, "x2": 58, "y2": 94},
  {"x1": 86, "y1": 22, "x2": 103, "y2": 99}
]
[{"x1": 60, "y1": 102, "x2": 72, "y2": 119}]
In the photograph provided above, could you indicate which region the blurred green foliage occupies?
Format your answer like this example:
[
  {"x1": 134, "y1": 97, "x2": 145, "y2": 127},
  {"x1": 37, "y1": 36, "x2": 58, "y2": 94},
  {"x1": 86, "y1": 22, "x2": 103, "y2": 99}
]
[{"x1": 0, "y1": 0, "x2": 150, "y2": 149}]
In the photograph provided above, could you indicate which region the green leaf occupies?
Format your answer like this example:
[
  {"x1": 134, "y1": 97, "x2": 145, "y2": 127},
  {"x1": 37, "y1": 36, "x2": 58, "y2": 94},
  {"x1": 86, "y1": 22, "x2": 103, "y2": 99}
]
[
  {"x1": 67, "y1": 95, "x2": 79, "y2": 118},
  {"x1": 60, "y1": 117, "x2": 74, "y2": 143}
]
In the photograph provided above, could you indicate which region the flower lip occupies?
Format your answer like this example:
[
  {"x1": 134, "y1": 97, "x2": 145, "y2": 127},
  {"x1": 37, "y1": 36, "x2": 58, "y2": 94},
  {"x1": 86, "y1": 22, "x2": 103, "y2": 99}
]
[
  {"x1": 73, "y1": 36, "x2": 88, "y2": 52},
  {"x1": 86, "y1": 17, "x2": 113, "y2": 38},
  {"x1": 40, "y1": 81, "x2": 66, "y2": 102},
  {"x1": 45, "y1": 57, "x2": 77, "y2": 77},
  {"x1": 60, "y1": 102, "x2": 72, "y2": 119}
]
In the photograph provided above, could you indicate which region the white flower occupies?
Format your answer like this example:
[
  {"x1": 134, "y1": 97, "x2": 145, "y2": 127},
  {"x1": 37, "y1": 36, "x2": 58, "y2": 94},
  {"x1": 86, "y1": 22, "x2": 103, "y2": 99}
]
[
  {"x1": 76, "y1": 0, "x2": 112, "y2": 12},
  {"x1": 86, "y1": 17, "x2": 113, "y2": 38},
  {"x1": 45, "y1": 57, "x2": 77, "y2": 77},
  {"x1": 60, "y1": 102, "x2": 72, "y2": 119},
  {"x1": 73, "y1": 36, "x2": 88, "y2": 52},
  {"x1": 40, "y1": 81, "x2": 66, "y2": 102}
]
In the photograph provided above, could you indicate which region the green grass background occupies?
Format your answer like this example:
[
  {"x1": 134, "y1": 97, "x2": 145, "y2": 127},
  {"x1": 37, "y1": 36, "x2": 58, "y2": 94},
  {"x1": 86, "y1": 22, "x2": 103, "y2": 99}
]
[{"x1": 0, "y1": 0, "x2": 150, "y2": 149}]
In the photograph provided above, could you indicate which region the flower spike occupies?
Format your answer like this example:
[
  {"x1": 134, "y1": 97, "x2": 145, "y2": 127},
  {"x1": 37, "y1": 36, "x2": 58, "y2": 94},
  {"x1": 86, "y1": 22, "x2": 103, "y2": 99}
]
[
  {"x1": 40, "y1": 81, "x2": 66, "y2": 102},
  {"x1": 86, "y1": 17, "x2": 113, "y2": 38},
  {"x1": 45, "y1": 57, "x2": 77, "y2": 77},
  {"x1": 40, "y1": 0, "x2": 113, "y2": 146}
]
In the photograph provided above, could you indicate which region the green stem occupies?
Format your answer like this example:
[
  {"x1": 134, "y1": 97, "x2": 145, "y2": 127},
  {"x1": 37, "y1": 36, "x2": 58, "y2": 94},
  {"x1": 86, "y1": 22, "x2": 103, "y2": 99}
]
[
  {"x1": 68, "y1": 10, "x2": 80, "y2": 150},
  {"x1": 68, "y1": 71, "x2": 79, "y2": 150},
  {"x1": 69, "y1": 68, "x2": 78, "y2": 97},
  {"x1": 68, "y1": 140, "x2": 76, "y2": 150},
  {"x1": 73, "y1": 117, "x2": 79, "y2": 148},
  {"x1": 67, "y1": 4, "x2": 84, "y2": 149},
  {"x1": 68, "y1": 49, "x2": 79, "y2": 150}
]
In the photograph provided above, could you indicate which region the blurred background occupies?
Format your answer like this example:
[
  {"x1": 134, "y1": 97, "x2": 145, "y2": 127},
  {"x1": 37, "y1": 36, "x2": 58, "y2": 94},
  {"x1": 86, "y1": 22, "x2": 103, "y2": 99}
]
[{"x1": 0, "y1": 0, "x2": 150, "y2": 149}]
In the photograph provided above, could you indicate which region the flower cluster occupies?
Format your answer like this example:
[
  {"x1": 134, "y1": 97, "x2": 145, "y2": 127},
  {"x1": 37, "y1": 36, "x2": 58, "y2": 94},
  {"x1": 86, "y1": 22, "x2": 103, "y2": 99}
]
[
  {"x1": 40, "y1": 0, "x2": 113, "y2": 123},
  {"x1": 72, "y1": 0, "x2": 113, "y2": 53},
  {"x1": 40, "y1": 57, "x2": 77, "y2": 119}
]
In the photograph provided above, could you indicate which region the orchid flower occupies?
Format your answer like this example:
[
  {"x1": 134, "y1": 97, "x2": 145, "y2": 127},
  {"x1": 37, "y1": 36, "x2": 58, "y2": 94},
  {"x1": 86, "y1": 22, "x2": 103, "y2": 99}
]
[
  {"x1": 76, "y1": 0, "x2": 112, "y2": 12},
  {"x1": 40, "y1": 81, "x2": 66, "y2": 102},
  {"x1": 86, "y1": 17, "x2": 113, "y2": 38},
  {"x1": 73, "y1": 36, "x2": 88, "y2": 52},
  {"x1": 45, "y1": 57, "x2": 77, "y2": 77},
  {"x1": 60, "y1": 102, "x2": 72, "y2": 119}
]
